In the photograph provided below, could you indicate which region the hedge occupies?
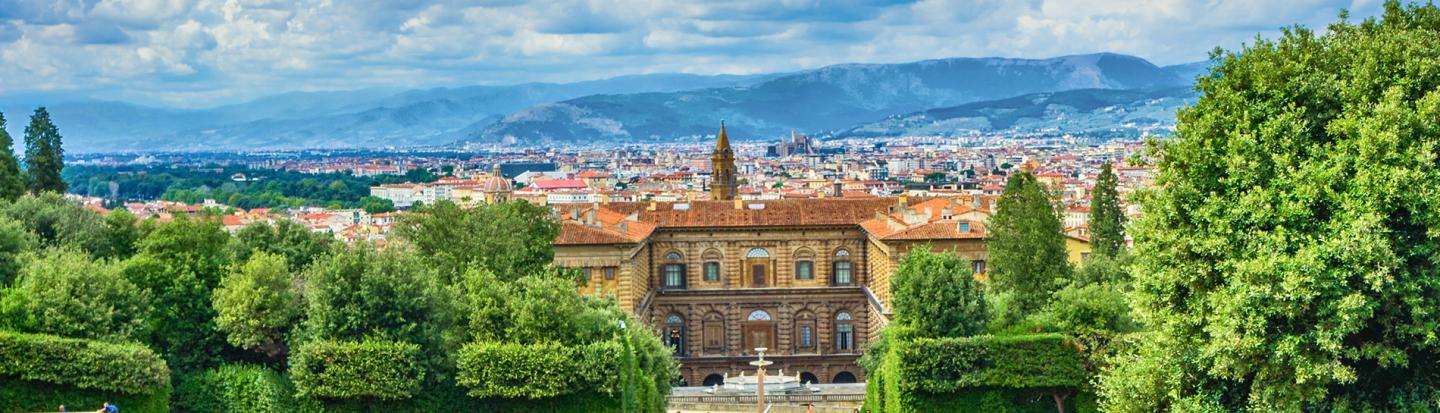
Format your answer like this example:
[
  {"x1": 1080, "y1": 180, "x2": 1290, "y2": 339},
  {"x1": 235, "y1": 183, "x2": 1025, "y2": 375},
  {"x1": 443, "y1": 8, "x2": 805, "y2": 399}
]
[
  {"x1": 176, "y1": 364, "x2": 294, "y2": 413},
  {"x1": 290, "y1": 339, "x2": 424, "y2": 400},
  {"x1": 870, "y1": 333, "x2": 1092, "y2": 413},
  {"x1": 455, "y1": 341, "x2": 621, "y2": 399},
  {"x1": 0, "y1": 331, "x2": 170, "y2": 413}
]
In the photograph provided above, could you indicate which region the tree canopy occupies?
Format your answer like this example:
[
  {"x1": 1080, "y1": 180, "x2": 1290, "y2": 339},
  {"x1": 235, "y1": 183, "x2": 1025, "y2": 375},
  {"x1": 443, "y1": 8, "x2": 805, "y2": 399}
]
[
  {"x1": 0, "y1": 248, "x2": 150, "y2": 342},
  {"x1": 1088, "y1": 162, "x2": 1126, "y2": 258},
  {"x1": 0, "y1": 112, "x2": 26, "y2": 201},
  {"x1": 889, "y1": 246, "x2": 987, "y2": 338},
  {"x1": 986, "y1": 171, "x2": 1071, "y2": 325},
  {"x1": 22, "y1": 107, "x2": 65, "y2": 194},
  {"x1": 214, "y1": 252, "x2": 300, "y2": 360},
  {"x1": 396, "y1": 200, "x2": 560, "y2": 281},
  {"x1": 1101, "y1": 2, "x2": 1440, "y2": 411}
]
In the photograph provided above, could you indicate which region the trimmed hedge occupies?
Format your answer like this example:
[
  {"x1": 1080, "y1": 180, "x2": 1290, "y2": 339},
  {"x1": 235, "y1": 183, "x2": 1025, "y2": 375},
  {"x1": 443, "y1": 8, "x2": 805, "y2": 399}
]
[
  {"x1": 870, "y1": 333, "x2": 1092, "y2": 413},
  {"x1": 0, "y1": 331, "x2": 170, "y2": 413},
  {"x1": 176, "y1": 364, "x2": 294, "y2": 413},
  {"x1": 455, "y1": 341, "x2": 621, "y2": 399},
  {"x1": 290, "y1": 339, "x2": 424, "y2": 400}
]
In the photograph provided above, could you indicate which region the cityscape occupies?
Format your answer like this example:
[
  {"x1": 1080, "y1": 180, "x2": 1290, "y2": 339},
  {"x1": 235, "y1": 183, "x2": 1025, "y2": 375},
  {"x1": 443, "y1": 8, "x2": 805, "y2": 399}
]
[{"x1": 1, "y1": 1, "x2": 1437, "y2": 413}]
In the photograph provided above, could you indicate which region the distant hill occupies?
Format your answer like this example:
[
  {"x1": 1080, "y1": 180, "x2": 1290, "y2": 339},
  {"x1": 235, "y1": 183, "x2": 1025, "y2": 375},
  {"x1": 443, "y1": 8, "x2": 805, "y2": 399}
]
[
  {"x1": 468, "y1": 53, "x2": 1202, "y2": 144},
  {"x1": 0, "y1": 53, "x2": 1207, "y2": 152},
  {"x1": 837, "y1": 87, "x2": 1200, "y2": 139}
]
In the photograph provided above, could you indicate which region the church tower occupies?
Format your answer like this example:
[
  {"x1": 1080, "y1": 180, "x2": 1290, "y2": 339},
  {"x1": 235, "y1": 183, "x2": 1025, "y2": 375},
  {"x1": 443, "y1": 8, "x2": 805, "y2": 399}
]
[{"x1": 710, "y1": 121, "x2": 737, "y2": 200}]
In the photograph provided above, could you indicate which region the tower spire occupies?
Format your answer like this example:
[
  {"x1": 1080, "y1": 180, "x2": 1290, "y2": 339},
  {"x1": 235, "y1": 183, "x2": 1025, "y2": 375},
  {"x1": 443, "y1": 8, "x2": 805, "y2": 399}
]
[
  {"x1": 710, "y1": 121, "x2": 737, "y2": 201},
  {"x1": 716, "y1": 120, "x2": 731, "y2": 150}
]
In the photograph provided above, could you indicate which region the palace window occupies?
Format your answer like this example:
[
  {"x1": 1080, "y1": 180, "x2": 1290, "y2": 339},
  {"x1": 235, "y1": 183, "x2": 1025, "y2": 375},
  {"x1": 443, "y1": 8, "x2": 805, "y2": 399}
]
[
  {"x1": 664, "y1": 314, "x2": 685, "y2": 356},
  {"x1": 795, "y1": 311, "x2": 816, "y2": 351},
  {"x1": 835, "y1": 312, "x2": 854, "y2": 351},
  {"x1": 972, "y1": 260, "x2": 987, "y2": 274},
  {"x1": 704, "y1": 262, "x2": 720, "y2": 282},
  {"x1": 799, "y1": 324, "x2": 814, "y2": 348},
  {"x1": 604, "y1": 267, "x2": 616, "y2": 280},
  {"x1": 832, "y1": 249, "x2": 853, "y2": 286},
  {"x1": 703, "y1": 313, "x2": 725, "y2": 352},
  {"x1": 663, "y1": 252, "x2": 686, "y2": 289},
  {"x1": 581, "y1": 268, "x2": 593, "y2": 283},
  {"x1": 794, "y1": 248, "x2": 815, "y2": 280}
]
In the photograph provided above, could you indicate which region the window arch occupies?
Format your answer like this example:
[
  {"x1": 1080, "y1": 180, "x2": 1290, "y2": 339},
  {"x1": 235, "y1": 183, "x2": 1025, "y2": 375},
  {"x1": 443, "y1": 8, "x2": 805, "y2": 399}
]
[
  {"x1": 834, "y1": 248, "x2": 850, "y2": 257},
  {"x1": 747, "y1": 310, "x2": 772, "y2": 321},
  {"x1": 834, "y1": 311, "x2": 854, "y2": 351},
  {"x1": 663, "y1": 251, "x2": 686, "y2": 289},
  {"x1": 746, "y1": 248, "x2": 771, "y2": 258},
  {"x1": 833, "y1": 371, "x2": 857, "y2": 384},
  {"x1": 664, "y1": 313, "x2": 685, "y2": 355},
  {"x1": 799, "y1": 372, "x2": 819, "y2": 385},
  {"x1": 703, "y1": 374, "x2": 726, "y2": 387}
]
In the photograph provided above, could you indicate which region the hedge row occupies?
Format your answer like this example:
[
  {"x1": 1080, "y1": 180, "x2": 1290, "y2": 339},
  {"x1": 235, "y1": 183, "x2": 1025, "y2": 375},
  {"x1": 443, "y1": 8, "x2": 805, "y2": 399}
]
[
  {"x1": 455, "y1": 340, "x2": 621, "y2": 399},
  {"x1": 0, "y1": 331, "x2": 169, "y2": 394},
  {"x1": 176, "y1": 364, "x2": 295, "y2": 413},
  {"x1": 870, "y1": 333, "x2": 1091, "y2": 413},
  {"x1": 0, "y1": 379, "x2": 169, "y2": 413},
  {"x1": 290, "y1": 339, "x2": 424, "y2": 400}
]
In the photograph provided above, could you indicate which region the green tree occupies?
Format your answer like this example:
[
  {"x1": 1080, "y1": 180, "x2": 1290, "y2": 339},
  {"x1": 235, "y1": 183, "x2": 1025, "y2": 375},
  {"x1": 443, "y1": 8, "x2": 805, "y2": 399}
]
[
  {"x1": 214, "y1": 252, "x2": 299, "y2": 360},
  {"x1": 0, "y1": 192, "x2": 107, "y2": 253},
  {"x1": 22, "y1": 107, "x2": 65, "y2": 194},
  {"x1": 100, "y1": 209, "x2": 140, "y2": 259},
  {"x1": 396, "y1": 200, "x2": 559, "y2": 281},
  {"x1": 1100, "y1": 3, "x2": 1440, "y2": 411},
  {"x1": 358, "y1": 195, "x2": 394, "y2": 214},
  {"x1": 301, "y1": 243, "x2": 440, "y2": 346},
  {"x1": 0, "y1": 112, "x2": 26, "y2": 201},
  {"x1": 1088, "y1": 162, "x2": 1126, "y2": 258},
  {"x1": 233, "y1": 220, "x2": 333, "y2": 272},
  {"x1": 0, "y1": 217, "x2": 36, "y2": 285},
  {"x1": 0, "y1": 248, "x2": 150, "y2": 341},
  {"x1": 889, "y1": 246, "x2": 987, "y2": 338},
  {"x1": 986, "y1": 171, "x2": 1071, "y2": 325},
  {"x1": 124, "y1": 217, "x2": 234, "y2": 372}
]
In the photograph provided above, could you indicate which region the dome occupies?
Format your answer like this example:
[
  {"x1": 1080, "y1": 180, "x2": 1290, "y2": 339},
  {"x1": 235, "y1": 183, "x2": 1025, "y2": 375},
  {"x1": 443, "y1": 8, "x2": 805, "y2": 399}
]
[{"x1": 479, "y1": 174, "x2": 512, "y2": 193}]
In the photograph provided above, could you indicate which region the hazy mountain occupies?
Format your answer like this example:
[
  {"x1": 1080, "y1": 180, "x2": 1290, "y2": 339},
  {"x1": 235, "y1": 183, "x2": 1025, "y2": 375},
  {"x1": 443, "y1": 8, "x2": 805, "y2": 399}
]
[
  {"x1": 838, "y1": 87, "x2": 1200, "y2": 139},
  {"x1": 0, "y1": 73, "x2": 775, "y2": 153},
  {"x1": 471, "y1": 53, "x2": 1202, "y2": 144}
]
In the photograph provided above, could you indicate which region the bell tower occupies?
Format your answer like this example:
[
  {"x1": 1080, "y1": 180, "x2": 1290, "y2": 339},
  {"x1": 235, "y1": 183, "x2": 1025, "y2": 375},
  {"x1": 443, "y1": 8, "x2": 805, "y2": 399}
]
[{"x1": 710, "y1": 121, "x2": 737, "y2": 201}]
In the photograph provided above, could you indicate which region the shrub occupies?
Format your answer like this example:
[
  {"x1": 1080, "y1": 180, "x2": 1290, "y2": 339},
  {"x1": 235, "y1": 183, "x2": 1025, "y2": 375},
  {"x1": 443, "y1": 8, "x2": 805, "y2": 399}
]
[
  {"x1": 289, "y1": 339, "x2": 423, "y2": 400},
  {"x1": 455, "y1": 341, "x2": 621, "y2": 399},
  {"x1": 176, "y1": 364, "x2": 294, "y2": 413},
  {"x1": 0, "y1": 331, "x2": 170, "y2": 413},
  {"x1": 871, "y1": 333, "x2": 1089, "y2": 413},
  {"x1": 0, "y1": 331, "x2": 168, "y2": 394}
]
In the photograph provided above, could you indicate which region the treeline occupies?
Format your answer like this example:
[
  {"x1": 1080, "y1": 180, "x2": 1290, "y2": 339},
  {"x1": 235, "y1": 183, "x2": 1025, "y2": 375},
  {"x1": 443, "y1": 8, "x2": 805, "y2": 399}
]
[
  {"x1": 63, "y1": 164, "x2": 439, "y2": 212},
  {"x1": 0, "y1": 193, "x2": 677, "y2": 413}
]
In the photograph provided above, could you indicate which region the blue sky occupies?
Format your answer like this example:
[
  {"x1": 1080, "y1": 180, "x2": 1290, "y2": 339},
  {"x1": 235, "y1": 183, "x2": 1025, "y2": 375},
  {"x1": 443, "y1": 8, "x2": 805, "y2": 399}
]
[{"x1": 0, "y1": 0, "x2": 1385, "y2": 108}]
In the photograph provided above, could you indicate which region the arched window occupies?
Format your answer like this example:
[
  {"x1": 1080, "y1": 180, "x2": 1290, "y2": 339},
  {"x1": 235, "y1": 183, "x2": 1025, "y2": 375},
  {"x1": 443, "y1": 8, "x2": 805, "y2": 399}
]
[
  {"x1": 833, "y1": 371, "x2": 857, "y2": 384},
  {"x1": 794, "y1": 249, "x2": 815, "y2": 280},
  {"x1": 664, "y1": 313, "x2": 685, "y2": 355},
  {"x1": 800, "y1": 372, "x2": 819, "y2": 385},
  {"x1": 746, "y1": 248, "x2": 771, "y2": 258},
  {"x1": 702, "y1": 249, "x2": 722, "y2": 282},
  {"x1": 835, "y1": 312, "x2": 854, "y2": 351},
  {"x1": 663, "y1": 251, "x2": 686, "y2": 289},
  {"x1": 747, "y1": 310, "x2": 772, "y2": 321},
  {"x1": 832, "y1": 249, "x2": 853, "y2": 286}
]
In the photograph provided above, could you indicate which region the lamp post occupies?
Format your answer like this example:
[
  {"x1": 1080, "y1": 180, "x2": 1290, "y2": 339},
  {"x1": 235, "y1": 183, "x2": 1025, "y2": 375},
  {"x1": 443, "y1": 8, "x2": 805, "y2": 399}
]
[{"x1": 749, "y1": 347, "x2": 773, "y2": 413}]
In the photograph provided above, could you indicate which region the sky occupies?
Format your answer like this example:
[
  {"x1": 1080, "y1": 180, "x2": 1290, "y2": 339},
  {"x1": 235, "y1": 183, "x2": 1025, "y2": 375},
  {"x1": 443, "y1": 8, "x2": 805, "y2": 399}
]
[{"x1": 0, "y1": 0, "x2": 1386, "y2": 108}]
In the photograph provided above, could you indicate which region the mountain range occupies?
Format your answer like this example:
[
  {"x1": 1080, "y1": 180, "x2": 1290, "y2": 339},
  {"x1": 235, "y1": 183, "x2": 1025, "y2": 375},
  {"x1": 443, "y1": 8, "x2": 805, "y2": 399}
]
[{"x1": 0, "y1": 53, "x2": 1207, "y2": 153}]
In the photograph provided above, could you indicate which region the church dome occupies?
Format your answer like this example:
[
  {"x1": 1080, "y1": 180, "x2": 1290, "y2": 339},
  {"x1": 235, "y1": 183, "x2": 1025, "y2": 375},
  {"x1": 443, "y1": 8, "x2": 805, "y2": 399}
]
[{"x1": 480, "y1": 165, "x2": 513, "y2": 193}]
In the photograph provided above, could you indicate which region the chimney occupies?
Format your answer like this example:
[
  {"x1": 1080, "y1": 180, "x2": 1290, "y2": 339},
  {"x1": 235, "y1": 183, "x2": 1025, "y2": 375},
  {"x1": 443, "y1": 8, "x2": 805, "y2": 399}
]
[
  {"x1": 734, "y1": 198, "x2": 743, "y2": 210},
  {"x1": 833, "y1": 179, "x2": 844, "y2": 198},
  {"x1": 584, "y1": 209, "x2": 596, "y2": 226}
]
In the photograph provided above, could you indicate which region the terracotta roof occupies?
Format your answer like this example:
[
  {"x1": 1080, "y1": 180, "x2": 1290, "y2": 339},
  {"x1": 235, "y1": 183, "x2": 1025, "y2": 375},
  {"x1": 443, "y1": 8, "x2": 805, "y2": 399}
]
[
  {"x1": 530, "y1": 179, "x2": 588, "y2": 190},
  {"x1": 594, "y1": 198, "x2": 907, "y2": 228},
  {"x1": 553, "y1": 206, "x2": 656, "y2": 245}
]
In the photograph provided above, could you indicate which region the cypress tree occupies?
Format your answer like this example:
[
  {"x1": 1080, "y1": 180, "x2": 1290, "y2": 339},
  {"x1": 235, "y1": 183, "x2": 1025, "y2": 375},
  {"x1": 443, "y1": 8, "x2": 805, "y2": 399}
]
[
  {"x1": 0, "y1": 112, "x2": 25, "y2": 201},
  {"x1": 987, "y1": 171, "x2": 1071, "y2": 324},
  {"x1": 23, "y1": 107, "x2": 66, "y2": 194},
  {"x1": 1088, "y1": 162, "x2": 1126, "y2": 257}
]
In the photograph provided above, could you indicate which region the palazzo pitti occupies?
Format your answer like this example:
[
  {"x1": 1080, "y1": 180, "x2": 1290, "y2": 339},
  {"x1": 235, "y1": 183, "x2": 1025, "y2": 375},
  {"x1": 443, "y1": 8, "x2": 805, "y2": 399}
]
[{"x1": 552, "y1": 124, "x2": 1090, "y2": 386}]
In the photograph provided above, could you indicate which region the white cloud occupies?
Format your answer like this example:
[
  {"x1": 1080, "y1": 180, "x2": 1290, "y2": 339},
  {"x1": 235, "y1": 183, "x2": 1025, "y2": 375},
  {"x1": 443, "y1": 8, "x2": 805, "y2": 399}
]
[{"x1": 0, "y1": 0, "x2": 1384, "y2": 107}]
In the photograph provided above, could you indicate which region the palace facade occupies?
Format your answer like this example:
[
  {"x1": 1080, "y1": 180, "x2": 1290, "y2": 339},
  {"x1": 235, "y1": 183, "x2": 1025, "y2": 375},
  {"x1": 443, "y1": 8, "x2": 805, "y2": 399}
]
[{"x1": 551, "y1": 125, "x2": 1086, "y2": 386}]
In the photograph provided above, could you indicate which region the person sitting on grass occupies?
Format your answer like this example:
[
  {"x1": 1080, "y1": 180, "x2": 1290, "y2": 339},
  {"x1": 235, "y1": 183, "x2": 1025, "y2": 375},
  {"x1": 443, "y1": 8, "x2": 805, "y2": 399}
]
[{"x1": 96, "y1": 401, "x2": 118, "y2": 412}]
